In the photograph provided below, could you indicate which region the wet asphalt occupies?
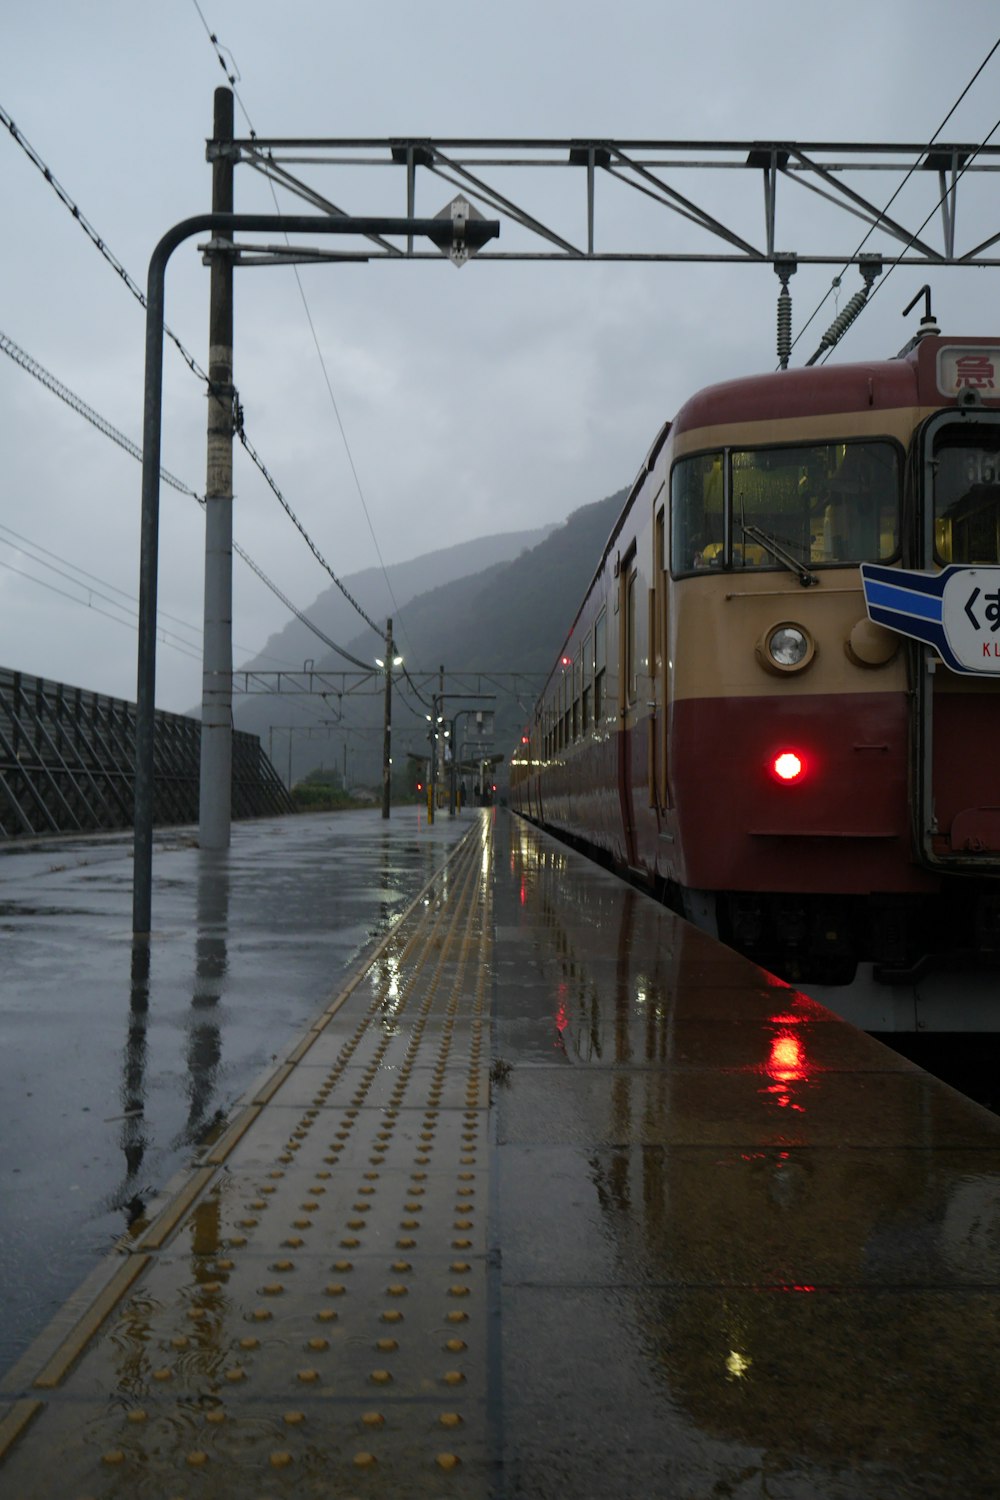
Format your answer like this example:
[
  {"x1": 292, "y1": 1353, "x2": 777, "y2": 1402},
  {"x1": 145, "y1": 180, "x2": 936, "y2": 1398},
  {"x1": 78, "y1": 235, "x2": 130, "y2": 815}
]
[
  {"x1": 0, "y1": 807, "x2": 468, "y2": 1377},
  {"x1": 2, "y1": 808, "x2": 1000, "y2": 1495}
]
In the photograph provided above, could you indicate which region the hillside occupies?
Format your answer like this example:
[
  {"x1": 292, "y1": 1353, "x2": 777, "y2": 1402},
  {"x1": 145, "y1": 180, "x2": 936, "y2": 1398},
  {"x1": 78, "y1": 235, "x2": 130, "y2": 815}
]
[
  {"x1": 354, "y1": 491, "x2": 625, "y2": 676},
  {"x1": 234, "y1": 488, "x2": 627, "y2": 787},
  {"x1": 241, "y1": 524, "x2": 556, "y2": 674}
]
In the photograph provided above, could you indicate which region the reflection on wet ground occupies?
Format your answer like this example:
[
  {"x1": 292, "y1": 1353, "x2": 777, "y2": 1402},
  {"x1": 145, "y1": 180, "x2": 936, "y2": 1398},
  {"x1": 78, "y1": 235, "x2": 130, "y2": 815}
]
[
  {"x1": 0, "y1": 809, "x2": 467, "y2": 1376},
  {"x1": 495, "y1": 815, "x2": 1000, "y2": 1498},
  {"x1": 2, "y1": 810, "x2": 998, "y2": 1496},
  {"x1": 0, "y1": 813, "x2": 493, "y2": 1498}
]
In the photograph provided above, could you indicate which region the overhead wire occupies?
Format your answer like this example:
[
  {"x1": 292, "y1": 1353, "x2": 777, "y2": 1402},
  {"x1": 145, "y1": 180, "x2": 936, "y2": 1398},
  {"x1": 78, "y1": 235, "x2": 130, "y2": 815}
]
[
  {"x1": 234, "y1": 427, "x2": 381, "y2": 636},
  {"x1": 0, "y1": 105, "x2": 208, "y2": 383},
  {"x1": 821, "y1": 106, "x2": 1000, "y2": 360},
  {"x1": 232, "y1": 543, "x2": 374, "y2": 670},
  {"x1": 0, "y1": 538, "x2": 201, "y2": 657},
  {"x1": 1, "y1": 92, "x2": 386, "y2": 645},
  {"x1": 0, "y1": 558, "x2": 203, "y2": 665},
  {"x1": 0, "y1": 326, "x2": 410, "y2": 681},
  {"x1": 188, "y1": 3, "x2": 412, "y2": 652},
  {"x1": 1, "y1": 330, "x2": 195, "y2": 497},
  {"x1": 788, "y1": 32, "x2": 1000, "y2": 363},
  {"x1": 0, "y1": 518, "x2": 284, "y2": 668}
]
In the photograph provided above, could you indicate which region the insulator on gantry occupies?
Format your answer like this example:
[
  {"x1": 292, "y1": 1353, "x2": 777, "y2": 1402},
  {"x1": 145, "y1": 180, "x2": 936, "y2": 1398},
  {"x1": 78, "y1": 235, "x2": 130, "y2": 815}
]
[{"x1": 773, "y1": 255, "x2": 797, "y2": 371}]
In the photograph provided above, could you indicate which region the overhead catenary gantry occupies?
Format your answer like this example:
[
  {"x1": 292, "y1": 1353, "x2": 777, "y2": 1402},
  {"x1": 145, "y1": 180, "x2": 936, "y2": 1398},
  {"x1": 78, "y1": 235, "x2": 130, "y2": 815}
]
[
  {"x1": 134, "y1": 113, "x2": 1000, "y2": 938},
  {"x1": 225, "y1": 136, "x2": 1000, "y2": 266},
  {"x1": 131, "y1": 89, "x2": 501, "y2": 937}
]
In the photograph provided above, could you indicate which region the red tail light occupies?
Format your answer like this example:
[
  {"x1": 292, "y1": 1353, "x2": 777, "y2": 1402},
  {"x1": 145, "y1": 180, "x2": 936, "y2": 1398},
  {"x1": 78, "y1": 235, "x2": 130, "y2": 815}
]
[{"x1": 771, "y1": 750, "x2": 805, "y2": 783}]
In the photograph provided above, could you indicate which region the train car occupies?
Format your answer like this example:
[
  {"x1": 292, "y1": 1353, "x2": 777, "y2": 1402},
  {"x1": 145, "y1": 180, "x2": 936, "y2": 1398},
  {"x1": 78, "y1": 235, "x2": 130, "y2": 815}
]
[{"x1": 510, "y1": 327, "x2": 1000, "y2": 989}]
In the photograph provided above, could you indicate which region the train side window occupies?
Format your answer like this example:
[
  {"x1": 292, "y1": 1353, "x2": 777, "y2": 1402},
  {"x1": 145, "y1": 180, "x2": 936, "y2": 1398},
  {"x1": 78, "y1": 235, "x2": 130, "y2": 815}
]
[
  {"x1": 653, "y1": 507, "x2": 665, "y2": 670},
  {"x1": 933, "y1": 425, "x2": 1000, "y2": 563},
  {"x1": 594, "y1": 610, "x2": 606, "y2": 723},
  {"x1": 625, "y1": 569, "x2": 638, "y2": 705},
  {"x1": 582, "y1": 631, "x2": 592, "y2": 732},
  {"x1": 573, "y1": 650, "x2": 582, "y2": 741},
  {"x1": 671, "y1": 452, "x2": 724, "y2": 574}
]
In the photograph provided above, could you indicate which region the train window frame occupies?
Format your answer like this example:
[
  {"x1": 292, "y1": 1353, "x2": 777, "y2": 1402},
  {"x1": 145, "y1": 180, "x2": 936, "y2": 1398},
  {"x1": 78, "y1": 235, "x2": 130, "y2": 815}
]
[
  {"x1": 594, "y1": 608, "x2": 607, "y2": 724},
  {"x1": 928, "y1": 416, "x2": 1000, "y2": 567},
  {"x1": 582, "y1": 630, "x2": 593, "y2": 733},
  {"x1": 669, "y1": 437, "x2": 903, "y2": 579},
  {"x1": 625, "y1": 567, "x2": 638, "y2": 706}
]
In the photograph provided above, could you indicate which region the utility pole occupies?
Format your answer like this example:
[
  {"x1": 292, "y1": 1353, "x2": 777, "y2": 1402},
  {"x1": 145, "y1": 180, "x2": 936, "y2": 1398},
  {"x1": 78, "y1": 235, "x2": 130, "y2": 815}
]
[
  {"x1": 381, "y1": 617, "x2": 393, "y2": 820},
  {"x1": 129, "y1": 160, "x2": 499, "y2": 934},
  {"x1": 426, "y1": 695, "x2": 436, "y2": 825},
  {"x1": 199, "y1": 86, "x2": 235, "y2": 850},
  {"x1": 449, "y1": 718, "x2": 458, "y2": 817},
  {"x1": 438, "y1": 665, "x2": 445, "y2": 801}
]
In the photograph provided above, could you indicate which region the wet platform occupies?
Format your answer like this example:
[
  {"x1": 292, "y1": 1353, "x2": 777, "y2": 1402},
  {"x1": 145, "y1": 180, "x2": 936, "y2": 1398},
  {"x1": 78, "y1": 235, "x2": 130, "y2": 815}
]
[{"x1": 2, "y1": 810, "x2": 1000, "y2": 1497}]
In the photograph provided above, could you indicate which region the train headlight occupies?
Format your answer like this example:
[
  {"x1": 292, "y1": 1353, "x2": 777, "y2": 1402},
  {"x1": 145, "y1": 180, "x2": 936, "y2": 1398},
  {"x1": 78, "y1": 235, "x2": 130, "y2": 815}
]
[{"x1": 756, "y1": 622, "x2": 816, "y2": 675}]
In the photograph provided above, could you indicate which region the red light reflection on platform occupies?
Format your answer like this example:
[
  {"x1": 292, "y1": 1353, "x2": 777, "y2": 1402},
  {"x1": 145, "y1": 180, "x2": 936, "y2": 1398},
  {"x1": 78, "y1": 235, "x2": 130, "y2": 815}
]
[
  {"x1": 551, "y1": 984, "x2": 570, "y2": 1055},
  {"x1": 761, "y1": 1020, "x2": 814, "y2": 1112}
]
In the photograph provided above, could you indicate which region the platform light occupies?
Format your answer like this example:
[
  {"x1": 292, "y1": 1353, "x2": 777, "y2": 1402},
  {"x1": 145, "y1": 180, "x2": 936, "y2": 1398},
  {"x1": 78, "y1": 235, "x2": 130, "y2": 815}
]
[{"x1": 771, "y1": 750, "x2": 805, "y2": 782}]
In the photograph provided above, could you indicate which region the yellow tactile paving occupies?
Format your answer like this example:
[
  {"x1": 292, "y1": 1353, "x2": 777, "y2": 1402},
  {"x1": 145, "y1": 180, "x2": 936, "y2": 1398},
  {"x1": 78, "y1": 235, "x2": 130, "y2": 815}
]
[{"x1": 0, "y1": 813, "x2": 495, "y2": 1499}]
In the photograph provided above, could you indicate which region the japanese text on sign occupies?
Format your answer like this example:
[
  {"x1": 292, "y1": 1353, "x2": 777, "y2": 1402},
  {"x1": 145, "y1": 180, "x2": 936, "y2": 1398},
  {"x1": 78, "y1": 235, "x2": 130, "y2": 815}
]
[{"x1": 937, "y1": 346, "x2": 1000, "y2": 397}]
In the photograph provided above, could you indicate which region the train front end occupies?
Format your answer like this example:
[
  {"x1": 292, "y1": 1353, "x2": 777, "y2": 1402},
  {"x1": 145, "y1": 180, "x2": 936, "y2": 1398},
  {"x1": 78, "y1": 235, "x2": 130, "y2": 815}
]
[{"x1": 667, "y1": 334, "x2": 1000, "y2": 982}]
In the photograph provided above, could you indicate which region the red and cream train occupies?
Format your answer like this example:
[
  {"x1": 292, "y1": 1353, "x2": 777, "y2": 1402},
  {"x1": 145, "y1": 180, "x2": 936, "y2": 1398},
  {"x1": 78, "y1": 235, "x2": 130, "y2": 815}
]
[{"x1": 510, "y1": 330, "x2": 1000, "y2": 984}]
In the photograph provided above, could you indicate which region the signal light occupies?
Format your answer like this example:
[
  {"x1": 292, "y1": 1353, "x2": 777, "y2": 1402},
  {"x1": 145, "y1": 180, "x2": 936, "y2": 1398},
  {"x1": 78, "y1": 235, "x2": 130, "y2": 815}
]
[{"x1": 771, "y1": 750, "x2": 805, "y2": 783}]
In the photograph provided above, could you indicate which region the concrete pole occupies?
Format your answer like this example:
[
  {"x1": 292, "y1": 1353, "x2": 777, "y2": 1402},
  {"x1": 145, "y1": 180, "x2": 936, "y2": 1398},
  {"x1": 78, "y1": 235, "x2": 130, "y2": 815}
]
[
  {"x1": 449, "y1": 719, "x2": 457, "y2": 817},
  {"x1": 199, "y1": 87, "x2": 235, "y2": 849},
  {"x1": 438, "y1": 665, "x2": 445, "y2": 805},
  {"x1": 381, "y1": 617, "x2": 393, "y2": 820},
  {"x1": 427, "y1": 697, "x2": 435, "y2": 826}
]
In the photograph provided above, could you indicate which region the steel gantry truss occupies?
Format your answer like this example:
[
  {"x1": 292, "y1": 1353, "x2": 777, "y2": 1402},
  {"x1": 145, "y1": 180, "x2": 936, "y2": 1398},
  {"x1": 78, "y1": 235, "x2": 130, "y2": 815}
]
[
  {"x1": 231, "y1": 669, "x2": 544, "y2": 700},
  {"x1": 222, "y1": 137, "x2": 1000, "y2": 267}
]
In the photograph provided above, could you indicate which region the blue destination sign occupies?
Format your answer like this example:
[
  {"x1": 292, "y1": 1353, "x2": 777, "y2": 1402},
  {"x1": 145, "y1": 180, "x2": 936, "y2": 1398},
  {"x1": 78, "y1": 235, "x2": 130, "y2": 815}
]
[{"x1": 860, "y1": 563, "x2": 1000, "y2": 676}]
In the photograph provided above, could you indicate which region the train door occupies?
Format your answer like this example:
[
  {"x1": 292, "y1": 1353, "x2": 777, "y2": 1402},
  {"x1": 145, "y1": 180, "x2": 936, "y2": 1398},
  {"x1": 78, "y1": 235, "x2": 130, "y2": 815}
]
[
  {"x1": 649, "y1": 501, "x2": 670, "y2": 811},
  {"x1": 617, "y1": 547, "x2": 639, "y2": 867},
  {"x1": 915, "y1": 410, "x2": 1000, "y2": 874}
]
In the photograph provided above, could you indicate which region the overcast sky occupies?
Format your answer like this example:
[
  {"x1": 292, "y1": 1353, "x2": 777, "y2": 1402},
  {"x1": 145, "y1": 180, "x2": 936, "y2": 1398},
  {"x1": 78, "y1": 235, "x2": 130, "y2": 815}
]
[{"x1": 3, "y1": 1, "x2": 1000, "y2": 711}]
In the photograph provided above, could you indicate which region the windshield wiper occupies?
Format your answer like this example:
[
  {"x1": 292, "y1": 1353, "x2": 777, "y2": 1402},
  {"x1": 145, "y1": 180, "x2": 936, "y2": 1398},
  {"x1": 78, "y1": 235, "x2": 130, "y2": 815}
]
[{"x1": 736, "y1": 520, "x2": 819, "y2": 587}]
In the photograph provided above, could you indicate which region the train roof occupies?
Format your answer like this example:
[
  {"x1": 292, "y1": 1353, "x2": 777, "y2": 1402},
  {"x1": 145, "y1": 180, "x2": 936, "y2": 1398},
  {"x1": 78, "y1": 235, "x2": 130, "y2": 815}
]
[
  {"x1": 671, "y1": 333, "x2": 1000, "y2": 434},
  {"x1": 535, "y1": 333, "x2": 1000, "y2": 707}
]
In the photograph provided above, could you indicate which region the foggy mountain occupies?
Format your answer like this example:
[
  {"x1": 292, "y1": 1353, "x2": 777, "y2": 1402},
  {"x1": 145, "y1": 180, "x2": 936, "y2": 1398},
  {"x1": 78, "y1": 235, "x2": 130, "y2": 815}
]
[
  {"x1": 234, "y1": 490, "x2": 627, "y2": 788},
  {"x1": 240, "y1": 525, "x2": 556, "y2": 675}
]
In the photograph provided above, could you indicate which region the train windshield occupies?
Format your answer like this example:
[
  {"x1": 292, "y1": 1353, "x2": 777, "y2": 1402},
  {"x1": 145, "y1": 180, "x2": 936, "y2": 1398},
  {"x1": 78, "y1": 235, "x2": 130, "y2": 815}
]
[
  {"x1": 671, "y1": 440, "x2": 899, "y2": 576},
  {"x1": 933, "y1": 425, "x2": 1000, "y2": 563}
]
